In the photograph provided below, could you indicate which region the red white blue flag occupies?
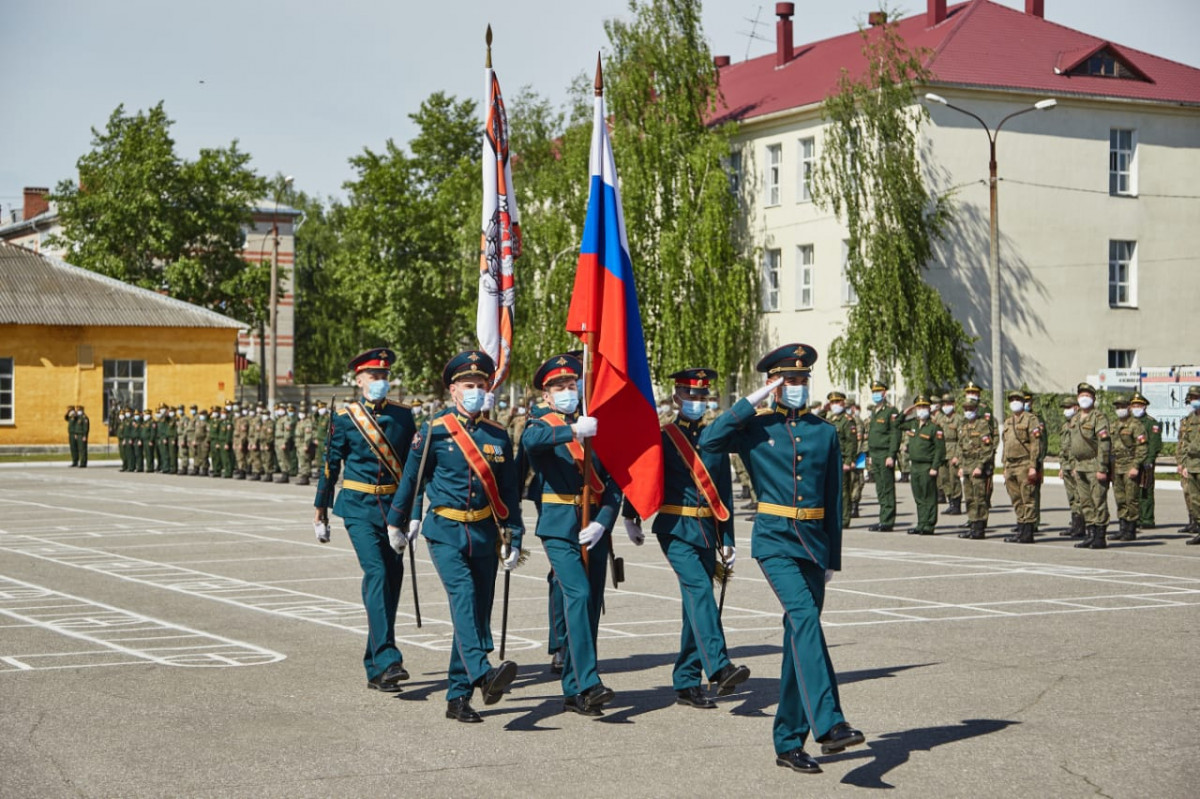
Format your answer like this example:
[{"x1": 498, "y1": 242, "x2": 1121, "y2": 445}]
[
  {"x1": 566, "y1": 84, "x2": 663, "y2": 518},
  {"x1": 477, "y1": 58, "x2": 520, "y2": 390}
]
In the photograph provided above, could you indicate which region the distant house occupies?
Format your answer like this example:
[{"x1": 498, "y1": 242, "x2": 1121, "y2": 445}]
[{"x1": 0, "y1": 243, "x2": 245, "y2": 447}]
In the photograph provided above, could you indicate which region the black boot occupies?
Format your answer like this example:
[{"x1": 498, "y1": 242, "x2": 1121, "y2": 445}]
[
  {"x1": 850, "y1": 502, "x2": 860, "y2": 518},
  {"x1": 947, "y1": 497, "x2": 962, "y2": 515},
  {"x1": 937, "y1": 489, "x2": 947, "y2": 503},
  {"x1": 971, "y1": 520, "x2": 987, "y2": 539},
  {"x1": 1067, "y1": 513, "x2": 1086, "y2": 539},
  {"x1": 1090, "y1": 524, "x2": 1108, "y2": 549},
  {"x1": 1075, "y1": 525, "x2": 1096, "y2": 549},
  {"x1": 1006, "y1": 522, "x2": 1034, "y2": 544},
  {"x1": 1187, "y1": 533, "x2": 1200, "y2": 545}
]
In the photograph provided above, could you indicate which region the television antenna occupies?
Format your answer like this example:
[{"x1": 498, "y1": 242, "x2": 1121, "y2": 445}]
[{"x1": 739, "y1": 6, "x2": 771, "y2": 61}]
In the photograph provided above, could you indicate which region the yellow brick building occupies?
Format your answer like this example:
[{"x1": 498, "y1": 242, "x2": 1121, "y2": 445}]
[{"x1": 0, "y1": 243, "x2": 245, "y2": 447}]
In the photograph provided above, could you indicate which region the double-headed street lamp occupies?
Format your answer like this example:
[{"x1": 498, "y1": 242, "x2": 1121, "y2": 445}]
[{"x1": 923, "y1": 93, "x2": 1056, "y2": 460}]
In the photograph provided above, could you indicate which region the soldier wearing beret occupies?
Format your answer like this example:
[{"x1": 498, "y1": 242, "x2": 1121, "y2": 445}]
[
  {"x1": 701, "y1": 343, "x2": 864, "y2": 775},
  {"x1": 1109, "y1": 396, "x2": 1148, "y2": 541},
  {"x1": 386, "y1": 350, "x2": 522, "y2": 723},
  {"x1": 623, "y1": 368, "x2": 750, "y2": 709},
  {"x1": 1179, "y1": 386, "x2": 1200, "y2": 544},
  {"x1": 866, "y1": 380, "x2": 902, "y2": 532},
  {"x1": 901, "y1": 395, "x2": 945, "y2": 536},
  {"x1": 520, "y1": 352, "x2": 621, "y2": 717},
  {"x1": 313, "y1": 348, "x2": 417, "y2": 692},
  {"x1": 1069, "y1": 382, "x2": 1112, "y2": 549}
]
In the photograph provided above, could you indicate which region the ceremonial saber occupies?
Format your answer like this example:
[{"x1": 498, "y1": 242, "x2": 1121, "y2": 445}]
[
  {"x1": 406, "y1": 423, "x2": 434, "y2": 629},
  {"x1": 499, "y1": 536, "x2": 512, "y2": 659},
  {"x1": 717, "y1": 551, "x2": 730, "y2": 618}
]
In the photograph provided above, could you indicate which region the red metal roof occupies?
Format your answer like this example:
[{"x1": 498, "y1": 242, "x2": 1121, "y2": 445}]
[{"x1": 712, "y1": 0, "x2": 1200, "y2": 124}]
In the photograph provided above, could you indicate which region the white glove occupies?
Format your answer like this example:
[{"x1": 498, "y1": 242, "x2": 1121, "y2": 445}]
[
  {"x1": 578, "y1": 521, "x2": 605, "y2": 550},
  {"x1": 745, "y1": 377, "x2": 784, "y2": 407},
  {"x1": 624, "y1": 518, "x2": 644, "y2": 546},
  {"x1": 825, "y1": 569, "x2": 834, "y2": 584},
  {"x1": 572, "y1": 415, "x2": 598, "y2": 440},
  {"x1": 482, "y1": 392, "x2": 496, "y2": 412},
  {"x1": 387, "y1": 525, "x2": 406, "y2": 554},
  {"x1": 721, "y1": 545, "x2": 737, "y2": 569},
  {"x1": 406, "y1": 520, "x2": 421, "y2": 546},
  {"x1": 503, "y1": 546, "x2": 521, "y2": 571},
  {"x1": 314, "y1": 521, "x2": 330, "y2": 544}
]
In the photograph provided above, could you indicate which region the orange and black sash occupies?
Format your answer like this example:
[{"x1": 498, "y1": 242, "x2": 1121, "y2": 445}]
[
  {"x1": 439, "y1": 415, "x2": 509, "y2": 520},
  {"x1": 542, "y1": 414, "x2": 605, "y2": 494},
  {"x1": 346, "y1": 401, "x2": 404, "y2": 482},
  {"x1": 664, "y1": 423, "x2": 731, "y2": 522}
]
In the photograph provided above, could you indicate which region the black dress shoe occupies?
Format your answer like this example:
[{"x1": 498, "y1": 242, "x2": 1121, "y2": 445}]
[
  {"x1": 579, "y1": 683, "x2": 616, "y2": 711},
  {"x1": 877, "y1": 525, "x2": 893, "y2": 532},
  {"x1": 563, "y1": 695, "x2": 603, "y2": 717},
  {"x1": 711, "y1": 663, "x2": 751, "y2": 696},
  {"x1": 446, "y1": 696, "x2": 482, "y2": 723},
  {"x1": 675, "y1": 686, "x2": 716, "y2": 709},
  {"x1": 366, "y1": 662, "x2": 409, "y2": 692},
  {"x1": 549, "y1": 650, "x2": 564, "y2": 674},
  {"x1": 775, "y1": 748, "x2": 822, "y2": 774},
  {"x1": 478, "y1": 660, "x2": 518, "y2": 706},
  {"x1": 818, "y1": 721, "x2": 865, "y2": 754}
]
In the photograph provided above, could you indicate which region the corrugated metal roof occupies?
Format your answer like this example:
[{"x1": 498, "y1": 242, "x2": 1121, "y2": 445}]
[{"x1": 0, "y1": 242, "x2": 247, "y2": 329}]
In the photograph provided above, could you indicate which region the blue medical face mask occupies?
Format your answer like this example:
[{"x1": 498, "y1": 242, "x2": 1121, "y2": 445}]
[
  {"x1": 780, "y1": 384, "x2": 809, "y2": 410},
  {"x1": 366, "y1": 379, "x2": 389, "y2": 401},
  {"x1": 1191, "y1": 399, "x2": 1200, "y2": 411},
  {"x1": 679, "y1": 400, "x2": 705, "y2": 420},
  {"x1": 459, "y1": 387, "x2": 485, "y2": 414},
  {"x1": 553, "y1": 389, "x2": 580, "y2": 414},
  {"x1": 707, "y1": 401, "x2": 719, "y2": 411},
  {"x1": 871, "y1": 391, "x2": 884, "y2": 404}
]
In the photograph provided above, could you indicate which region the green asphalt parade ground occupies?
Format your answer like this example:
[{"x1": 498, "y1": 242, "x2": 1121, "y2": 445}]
[{"x1": 1, "y1": 464, "x2": 1197, "y2": 798}]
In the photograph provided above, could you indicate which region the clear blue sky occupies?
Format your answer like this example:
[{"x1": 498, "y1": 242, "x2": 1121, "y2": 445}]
[{"x1": 2, "y1": 0, "x2": 1197, "y2": 212}]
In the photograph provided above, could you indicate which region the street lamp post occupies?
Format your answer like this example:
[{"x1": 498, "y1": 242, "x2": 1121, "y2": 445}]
[
  {"x1": 266, "y1": 176, "x2": 294, "y2": 408},
  {"x1": 923, "y1": 94, "x2": 1056, "y2": 462}
]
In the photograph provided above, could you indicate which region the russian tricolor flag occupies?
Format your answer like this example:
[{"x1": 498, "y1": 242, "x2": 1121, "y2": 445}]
[{"x1": 566, "y1": 77, "x2": 663, "y2": 519}]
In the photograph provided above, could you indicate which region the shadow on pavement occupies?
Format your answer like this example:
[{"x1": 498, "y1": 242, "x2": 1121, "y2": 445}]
[
  {"x1": 726, "y1": 662, "x2": 939, "y2": 719},
  {"x1": 826, "y1": 718, "x2": 1020, "y2": 789}
]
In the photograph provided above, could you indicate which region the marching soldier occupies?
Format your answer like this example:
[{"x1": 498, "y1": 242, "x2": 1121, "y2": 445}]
[
  {"x1": 520, "y1": 352, "x2": 621, "y2": 717},
  {"x1": 826, "y1": 391, "x2": 859, "y2": 529},
  {"x1": 901, "y1": 396, "x2": 945, "y2": 536},
  {"x1": 1108, "y1": 396, "x2": 1148, "y2": 541},
  {"x1": 1178, "y1": 386, "x2": 1200, "y2": 544},
  {"x1": 937, "y1": 393, "x2": 963, "y2": 515},
  {"x1": 386, "y1": 350, "x2": 522, "y2": 723},
  {"x1": 866, "y1": 380, "x2": 902, "y2": 532},
  {"x1": 1059, "y1": 397, "x2": 1085, "y2": 538},
  {"x1": 1002, "y1": 390, "x2": 1043, "y2": 544},
  {"x1": 1131, "y1": 394, "x2": 1161, "y2": 530},
  {"x1": 313, "y1": 347, "x2": 417, "y2": 692},
  {"x1": 1070, "y1": 383, "x2": 1112, "y2": 549},
  {"x1": 955, "y1": 398, "x2": 996, "y2": 539},
  {"x1": 700, "y1": 343, "x2": 863, "y2": 775},
  {"x1": 623, "y1": 368, "x2": 750, "y2": 709}
]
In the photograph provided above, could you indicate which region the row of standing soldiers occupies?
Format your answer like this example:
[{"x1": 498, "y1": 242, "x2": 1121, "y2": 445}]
[{"x1": 110, "y1": 402, "x2": 332, "y2": 484}]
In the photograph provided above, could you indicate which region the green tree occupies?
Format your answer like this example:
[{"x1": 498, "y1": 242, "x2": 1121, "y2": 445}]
[
  {"x1": 812, "y1": 10, "x2": 973, "y2": 390},
  {"x1": 50, "y1": 102, "x2": 266, "y2": 321},
  {"x1": 602, "y1": 0, "x2": 758, "y2": 393}
]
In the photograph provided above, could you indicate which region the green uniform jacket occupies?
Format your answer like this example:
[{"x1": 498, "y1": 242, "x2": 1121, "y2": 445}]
[
  {"x1": 1138, "y1": 413, "x2": 1162, "y2": 466},
  {"x1": 1068, "y1": 409, "x2": 1111, "y2": 471},
  {"x1": 902, "y1": 417, "x2": 946, "y2": 465},
  {"x1": 1110, "y1": 415, "x2": 1148, "y2": 468},
  {"x1": 958, "y1": 416, "x2": 996, "y2": 473},
  {"x1": 867, "y1": 403, "x2": 902, "y2": 460},
  {"x1": 830, "y1": 412, "x2": 859, "y2": 469},
  {"x1": 314, "y1": 399, "x2": 416, "y2": 524},
  {"x1": 1179, "y1": 411, "x2": 1200, "y2": 471},
  {"x1": 1002, "y1": 411, "x2": 1042, "y2": 466}
]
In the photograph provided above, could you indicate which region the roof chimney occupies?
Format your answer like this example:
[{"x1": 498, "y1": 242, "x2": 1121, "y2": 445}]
[
  {"x1": 928, "y1": 0, "x2": 947, "y2": 27},
  {"x1": 23, "y1": 187, "x2": 50, "y2": 221},
  {"x1": 1025, "y1": 0, "x2": 1044, "y2": 18},
  {"x1": 713, "y1": 54, "x2": 730, "y2": 68},
  {"x1": 775, "y1": 2, "x2": 795, "y2": 68},
  {"x1": 868, "y1": 11, "x2": 888, "y2": 27}
]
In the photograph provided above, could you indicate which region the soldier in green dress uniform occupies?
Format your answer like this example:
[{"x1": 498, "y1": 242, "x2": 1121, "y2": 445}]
[
  {"x1": 1130, "y1": 394, "x2": 1161, "y2": 530},
  {"x1": 901, "y1": 396, "x2": 945, "y2": 535},
  {"x1": 826, "y1": 391, "x2": 859, "y2": 529},
  {"x1": 866, "y1": 380, "x2": 902, "y2": 532}
]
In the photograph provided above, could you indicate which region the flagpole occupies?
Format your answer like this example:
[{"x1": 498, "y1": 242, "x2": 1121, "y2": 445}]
[{"x1": 579, "y1": 55, "x2": 604, "y2": 571}]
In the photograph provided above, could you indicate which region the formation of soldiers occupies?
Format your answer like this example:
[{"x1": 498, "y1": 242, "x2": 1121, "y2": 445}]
[{"x1": 109, "y1": 401, "x2": 333, "y2": 485}]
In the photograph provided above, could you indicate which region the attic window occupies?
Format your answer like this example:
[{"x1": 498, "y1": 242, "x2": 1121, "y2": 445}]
[{"x1": 1069, "y1": 48, "x2": 1144, "y2": 80}]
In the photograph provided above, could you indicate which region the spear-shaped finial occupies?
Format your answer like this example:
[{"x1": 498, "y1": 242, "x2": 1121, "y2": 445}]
[
  {"x1": 594, "y1": 52, "x2": 603, "y2": 96},
  {"x1": 486, "y1": 24, "x2": 493, "y2": 68}
]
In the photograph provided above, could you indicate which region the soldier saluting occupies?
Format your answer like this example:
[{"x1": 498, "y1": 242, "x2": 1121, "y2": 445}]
[
  {"x1": 700, "y1": 343, "x2": 864, "y2": 775},
  {"x1": 312, "y1": 348, "x2": 416, "y2": 692}
]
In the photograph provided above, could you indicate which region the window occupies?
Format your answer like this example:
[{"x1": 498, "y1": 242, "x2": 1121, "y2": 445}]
[
  {"x1": 1108, "y1": 349, "x2": 1136, "y2": 369},
  {"x1": 0, "y1": 357, "x2": 13, "y2": 424},
  {"x1": 1108, "y1": 240, "x2": 1137, "y2": 307},
  {"x1": 765, "y1": 144, "x2": 782, "y2": 206},
  {"x1": 727, "y1": 149, "x2": 742, "y2": 195},
  {"x1": 103, "y1": 359, "x2": 146, "y2": 423},
  {"x1": 796, "y1": 244, "x2": 814, "y2": 310},
  {"x1": 841, "y1": 240, "x2": 858, "y2": 306},
  {"x1": 797, "y1": 137, "x2": 815, "y2": 202},
  {"x1": 1109, "y1": 129, "x2": 1136, "y2": 196},
  {"x1": 762, "y1": 249, "x2": 781, "y2": 312}
]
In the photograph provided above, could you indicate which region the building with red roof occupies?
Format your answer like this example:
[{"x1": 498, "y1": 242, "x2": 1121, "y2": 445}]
[{"x1": 714, "y1": 0, "x2": 1200, "y2": 396}]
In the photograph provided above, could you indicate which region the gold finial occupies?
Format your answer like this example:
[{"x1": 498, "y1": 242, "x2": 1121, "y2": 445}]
[
  {"x1": 486, "y1": 24, "x2": 492, "y2": 69},
  {"x1": 594, "y1": 52, "x2": 603, "y2": 96}
]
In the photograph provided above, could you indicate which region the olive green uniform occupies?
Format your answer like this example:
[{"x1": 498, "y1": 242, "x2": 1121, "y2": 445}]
[
  {"x1": 956, "y1": 410, "x2": 996, "y2": 537},
  {"x1": 1136, "y1": 411, "x2": 1161, "y2": 528},
  {"x1": 1059, "y1": 408, "x2": 1083, "y2": 537},
  {"x1": 1069, "y1": 406, "x2": 1112, "y2": 547},
  {"x1": 1002, "y1": 408, "x2": 1043, "y2": 537},
  {"x1": 1109, "y1": 412, "x2": 1148, "y2": 533},
  {"x1": 191, "y1": 414, "x2": 210, "y2": 476},
  {"x1": 935, "y1": 408, "x2": 963, "y2": 512},
  {"x1": 902, "y1": 412, "x2": 946, "y2": 534},
  {"x1": 1178, "y1": 406, "x2": 1200, "y2": 541},
  {"x1": 274, "y1": 412, "x2": 297, "y2": 479},
  {"x1": 867, "y1": 400, "x2": 902, "y2": 529},
  {"x1": 829, "y1": 410, "x2": 859, "y2": 527}
]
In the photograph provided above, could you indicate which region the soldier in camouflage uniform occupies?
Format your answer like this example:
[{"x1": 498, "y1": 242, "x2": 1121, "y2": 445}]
[
  {"x1": 261, "y1": 408, "x2": 278, "y2": 477},
  {"x1": 936, "y1": 393, "x2": 963, "y2": 515},
  {"x1": 295, "y1": 406, "x2": 315, "y2": 486},
  {"x1": 849, "y1": 398, "x2": 867, "y2": 517},
  {"x1": 246, "y1": 409, "x2": 265, "y2": 481},
  {"x1": 1024, "y1": 391, "x2": 1049, "y2": 532},
  {"x1": 312, "y1": 401, "x2": 331, "y2": 479},
  {"x1": 1178, "y1": 386, "x2": 1200, "y2": 544},
  {"x1": 221, "y1": 406, "x2": 237, "y2": 478},
  {"x1": 1108, "y1": 396, "x2": 1148, "y2": 542},
  {"x1": 179, "y1": 406, "x2": 195, "y2": 475},
  {"x1": 1130, "y1": 394, "x2": 1161, "y2": 530},
  {"x1": 191, "y1": 407, "x2": 211, "y2": 476},
  {"x1": 827, "y1": 391, "x2": 859, "y2": 528},
  {"x1": 273, "y1": 403, "x2": 296, "y2": 482},
  {"x1": 1069, "y1": 382, "x2": 1112, "y2": 549},
  {"x1": 1059, "y1": 397, "x2": 1085, "y2": 538},
  {"x1": 232, "y1": 405, "x2": 250, "y2": 479},
  {"x1": 955, "y1": 399, "x2": 996, "y2": 539},
  {"x1": 1002, "y1": 390, "x2": 1043, "y2": 544}
]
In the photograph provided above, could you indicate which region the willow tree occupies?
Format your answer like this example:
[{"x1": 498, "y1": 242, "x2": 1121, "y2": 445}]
[
  {"x1": 602, "y1": 0, "x2": 758, "y2": 391},
  {"x1": 812, "y1": 10, "x2": 973, "y2": 390}
]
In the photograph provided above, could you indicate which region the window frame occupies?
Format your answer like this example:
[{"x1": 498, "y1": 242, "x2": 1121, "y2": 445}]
[
  {"x1": 1109, "y1": 128, "x2": 1137, "y2": 197},
  {"x1": 797, "y1": 136, "x2": 815, "y2": 203},
  {"x1": 1107, "y1": 239, "x2": 1137, "y2": 308},
  {"x1": 1107, "y1": 349, "x2": 1137, "y2": 369},
  {"x1": 765, "y1": 143, "x2": 782, "y2": 207},
  {"x1": 841, "y1": 240, "x2": 858, "y2": 306},
  {"x1": 762, "y1": 248, "x2": 781, "y2": 313},
  {"x1": 102, "y1": 358, "x2": 147, "y2": 423},
  {"x1": 796, "y1": 244, "x2": 814, "y2": 310},
  {"x1": 0, "y1": 356, "x2": 13, "y2": 425}
]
